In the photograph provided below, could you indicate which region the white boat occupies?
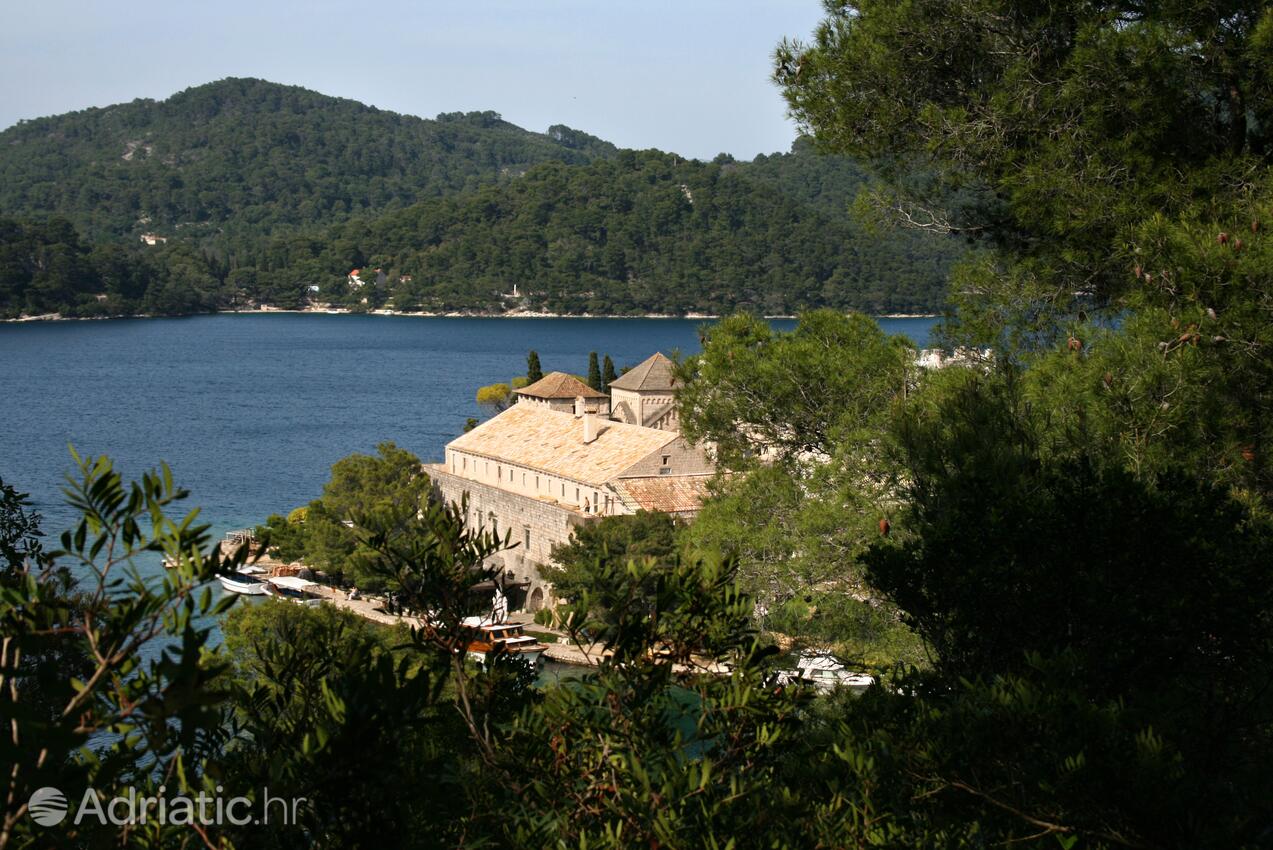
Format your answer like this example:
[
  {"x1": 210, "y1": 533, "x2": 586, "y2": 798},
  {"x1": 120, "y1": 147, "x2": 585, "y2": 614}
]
[
  {"x1": 460, "y1": 618, "x2": 547, "y2": 668},
  {"x1": 263, "y1": 576, "x2": 324, "y2": 608},
  {"x1": 776, "y1": 651, "x2": 874, "y2": 693},
  {"x1": 218, "y1": 571, "x2": 269, "y2": 595}
]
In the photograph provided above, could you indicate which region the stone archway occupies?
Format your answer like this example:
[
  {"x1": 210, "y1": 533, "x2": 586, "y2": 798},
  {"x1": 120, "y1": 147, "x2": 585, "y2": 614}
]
[{"x1": 528, "y1": 587, "x2": 545, "y2": 613}]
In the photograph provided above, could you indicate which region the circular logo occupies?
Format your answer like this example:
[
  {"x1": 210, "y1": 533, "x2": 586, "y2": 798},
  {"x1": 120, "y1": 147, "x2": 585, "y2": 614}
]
[{"x1": 28, "y1": 787, "x2": 68, "y2": 826}]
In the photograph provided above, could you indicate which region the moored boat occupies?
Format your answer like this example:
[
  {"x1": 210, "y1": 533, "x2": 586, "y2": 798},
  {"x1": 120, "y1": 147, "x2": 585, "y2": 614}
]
[
  {"x1": 460, "y1": 619, "x2": 547, "y2": 668},
  {"x1": 263, "y1": 575, "x2": 325, "y2": 607},
  {"x1": 775, "y1": 650, "x2": 874, "y2": 693},
  {"x1": 218, "y1": 571, "x2": 269, "y2": 595}
]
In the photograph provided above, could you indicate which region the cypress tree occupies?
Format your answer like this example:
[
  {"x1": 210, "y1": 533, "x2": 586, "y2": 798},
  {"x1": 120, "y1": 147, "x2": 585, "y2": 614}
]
[
  {"x1": 602, "y1": 355, "x2": 617, "y2": 392},
  {"x1": 587, "y1": 352, "x2": 601, "y2": 390},
  {"x1": 527, "y1": 350, "x2": 543, "y2": 383}
]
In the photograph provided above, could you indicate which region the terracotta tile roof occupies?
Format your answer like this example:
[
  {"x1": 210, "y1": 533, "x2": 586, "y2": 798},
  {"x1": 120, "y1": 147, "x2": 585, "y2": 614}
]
[
  {"x1": 446, "y1": 404, "x2": 679, "y2": 486},
  {"x1": 515, "y1": 371, "x2": 608, "y2": 400},
  {"x1": 611, "y1": 475, "x2": 714, "y2": 514},
  {"x1": 608, "y1": 352, "x2": 679, "y2": 392}
]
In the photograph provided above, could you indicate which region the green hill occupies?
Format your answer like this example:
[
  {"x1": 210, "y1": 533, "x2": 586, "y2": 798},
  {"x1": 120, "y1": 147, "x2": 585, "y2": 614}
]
[
  {"x1": 0, "y1": 78, "x2": 616, "y2": 247},
  {"x1": 0, "y1": 79, "x2": 961, "y2": 318},
  {"x1": 250, "y1": 148, "x2": 959, "y2": 315}
]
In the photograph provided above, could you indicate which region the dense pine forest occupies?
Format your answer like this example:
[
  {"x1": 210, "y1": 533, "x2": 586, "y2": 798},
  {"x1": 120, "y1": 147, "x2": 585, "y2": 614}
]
[
  {"x1": 0, "y1": 78, "x2": 616, "y2": 244},
  {"x1": 250, "y1": 148, "x2": 955, "y2": 315},
  {"x1": 0, "y1": 78, "x2": 960, "y2": 318}
]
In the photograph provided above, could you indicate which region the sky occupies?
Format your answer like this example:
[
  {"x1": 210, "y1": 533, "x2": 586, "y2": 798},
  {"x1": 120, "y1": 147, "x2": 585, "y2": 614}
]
[{"x1": 0, "y1": 1, "x2": 827, "y2": 161}]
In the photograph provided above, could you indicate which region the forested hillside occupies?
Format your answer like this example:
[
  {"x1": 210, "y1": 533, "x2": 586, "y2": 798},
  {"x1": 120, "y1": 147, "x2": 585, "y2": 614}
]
[
  {"x1": 0, "y1": 217, "x2": 227, "y2": 317},
  {"x1": 248, "y1": 148, "x2": 959, "y2": 315},
  {"x1": 0, "y1": 79, "x2": 961, "y2": 318},
  {"x1": 725, "y1": 136, "x2": 872, "y2": 216},
  {"x1": 0, "y1": 78, "x2": 616, "y2": 247}
]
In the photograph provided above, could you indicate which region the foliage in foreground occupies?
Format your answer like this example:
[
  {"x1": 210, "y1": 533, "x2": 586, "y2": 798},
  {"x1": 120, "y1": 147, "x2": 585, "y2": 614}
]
[
  {"x1": 0, "y1": 454, "x2": 252, "y2": 849},
  {"x1": 4, "y1": 427, "x2": 1273, "y2": 848},
  {"x1": 254, "y1": 441, "x2": 429, "y2": 589}
]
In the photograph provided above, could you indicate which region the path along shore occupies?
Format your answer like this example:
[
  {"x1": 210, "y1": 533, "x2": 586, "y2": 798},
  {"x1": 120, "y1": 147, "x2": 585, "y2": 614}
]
[
  {"x1": 308, "y1": 583, "x2": 610, "y2": 667},
  {"x1": 308, "y1": 584, "x2": 729, "y2": 673}
]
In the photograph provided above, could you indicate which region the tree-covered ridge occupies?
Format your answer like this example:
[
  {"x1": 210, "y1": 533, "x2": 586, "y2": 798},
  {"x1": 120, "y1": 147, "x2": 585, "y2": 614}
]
[
  {"x1": 0, "y1": 79, "x2": 960, "y2": 317},
  {"x1": 0, "y1": 77, "x2": 616, "y2": 248},
  {"x1": 724, "y1": 136, "x2": 870, "y2": 216},
  {"x1": 0, "y1": 216, "x2": 228, "y2": 317},
  {"x1": 252, "y1": 148, "x2": 958, "y2": 315}
]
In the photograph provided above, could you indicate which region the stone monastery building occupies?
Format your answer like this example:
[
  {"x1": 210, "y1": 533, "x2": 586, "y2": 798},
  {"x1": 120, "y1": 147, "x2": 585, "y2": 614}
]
[{"x1": 427, "y1": 353, "x2": 712, "y2": 612}]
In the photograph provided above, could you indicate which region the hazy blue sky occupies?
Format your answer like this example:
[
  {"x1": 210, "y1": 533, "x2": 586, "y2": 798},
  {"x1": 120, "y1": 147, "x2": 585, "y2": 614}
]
[{"x1": 0, "y1": 1, "x2": 826, "y2": 160}]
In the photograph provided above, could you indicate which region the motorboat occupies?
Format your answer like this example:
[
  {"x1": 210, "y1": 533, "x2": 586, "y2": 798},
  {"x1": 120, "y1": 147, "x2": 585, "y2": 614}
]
[
  {"x1": 775, "y1": 650, "x2": 874, "y2": 693},
  {"x1": 217, "y1": 571, "x2": 269, "y2": 595},
  {"x1": 263, "y1": 575, "x2": 325, "y2": 608},
  {"x1": 460, "y1": 618, "x2": 547, "y2": 668}
]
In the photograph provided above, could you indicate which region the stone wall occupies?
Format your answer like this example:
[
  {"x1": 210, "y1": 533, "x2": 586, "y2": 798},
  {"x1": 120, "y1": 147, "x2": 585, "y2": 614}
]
[
  {"x1": 621, "y1": 436, "x2": 712, "y2": 477},
  {"x1": 444, "y1": 448, "x2": 621, "y2": 517},
  {"x1": 427, "y1": 464, "x2": 596, "y2": 612},
  {"x1": 518, "y1": 395, "x2": 609, "y2": 415},
  {"x1": 609, "y1": 387, "x2": 678, "y2": 431}
]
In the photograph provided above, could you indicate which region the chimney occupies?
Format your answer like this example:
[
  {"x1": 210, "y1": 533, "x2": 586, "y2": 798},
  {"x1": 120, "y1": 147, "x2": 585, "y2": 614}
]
[
  {"x1": 574, "y1": 396, "x2": 585, "y2": 417},
  {"x1": 583, "y1": 411, "x2": 598, "y2": 444}
]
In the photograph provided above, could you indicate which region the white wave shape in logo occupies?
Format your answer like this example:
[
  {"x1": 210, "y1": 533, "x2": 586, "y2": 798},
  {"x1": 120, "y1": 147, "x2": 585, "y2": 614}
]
[{"x1": 28, "y1": 787, "x2": 68, "y2": 826}]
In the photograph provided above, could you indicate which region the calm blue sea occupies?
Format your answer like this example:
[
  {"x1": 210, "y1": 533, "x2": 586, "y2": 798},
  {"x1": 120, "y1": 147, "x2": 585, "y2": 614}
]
[{"x1": 0, "y1": 314, "x2": 934, "y2": 538}]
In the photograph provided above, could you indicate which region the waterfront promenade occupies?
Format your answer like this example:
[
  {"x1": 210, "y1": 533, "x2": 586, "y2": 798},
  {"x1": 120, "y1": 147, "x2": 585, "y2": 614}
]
[
  {"x1": 308, "y1": 584, "x2": 607, "y2": 666},
  {"x1": 305, "y1": 584, "x2": 728, "y2": 672}
]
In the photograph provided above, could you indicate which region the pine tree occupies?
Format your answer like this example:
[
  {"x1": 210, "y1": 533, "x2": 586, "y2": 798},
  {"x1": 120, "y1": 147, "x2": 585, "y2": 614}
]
[
  {"x1": 527, "y1": 350, "x2": 543, "y2": 383},
  {"x1": 602, "y1": 355, "x2": 617, "y2": 392},
  {"x1": 587, "y1": 352, "x2": 601, "y2": 390}
]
